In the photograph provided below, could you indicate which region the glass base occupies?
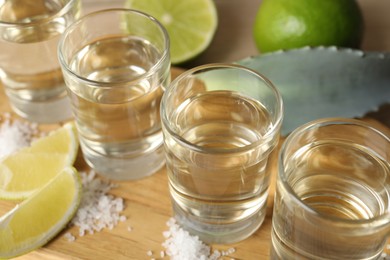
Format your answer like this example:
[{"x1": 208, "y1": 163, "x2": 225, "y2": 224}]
[
  {"x1": 82, "y1": 142, "x2": 165, "y2": 181},
  {"x1": 172, "y1": 198, "x2": 267, "y2": 244},
  {"x1": 6, "y1": 92, "x2": 73, "y2": 124},
  {"x1": 270, "y1": 227, "x2": 386, "y2": 260}
]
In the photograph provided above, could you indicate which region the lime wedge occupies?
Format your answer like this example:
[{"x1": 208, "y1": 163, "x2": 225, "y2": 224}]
[
  {"x1": 23, "y1": 122, "x2": 79, "y2": 166},
  {"x1": 0, "y1": 122, "x2": 79, "y2": 200},
  {"x1": 0, "y1": 166, "x2": 81, "y2": 259},
  {"x1": 125, "y1": 0, "x2": 218, "y2": 64}
]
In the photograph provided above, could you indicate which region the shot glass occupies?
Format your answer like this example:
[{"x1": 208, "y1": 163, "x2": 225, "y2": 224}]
[
  {"x1": 271, "y1": 118, "x2": 390, "y2": 259},
  {"x1": 161, "y1": 63, "x2": 283, "y2": 244},
  {"x1": 58, "y1": 9, "x2": 170, "y2": 180},
  {"x1": 0, "y1": 0, "x2": 81, "y2": 123}
]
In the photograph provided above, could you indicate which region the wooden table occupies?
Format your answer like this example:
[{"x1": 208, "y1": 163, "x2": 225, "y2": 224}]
[
  {"x1": 0, "y1": 67, "x2": 279, "y2": 260},
  {"x1": 0, "y1": 0, "x2": 389, "y2": 259}
]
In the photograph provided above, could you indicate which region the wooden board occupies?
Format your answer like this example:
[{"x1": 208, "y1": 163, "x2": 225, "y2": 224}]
[
  {"x1": 0, "y1": 67, "x2": 275, "y2": 260},
  {"x1": 0, "y1": 67, "x2": 389, "y2": 260}
]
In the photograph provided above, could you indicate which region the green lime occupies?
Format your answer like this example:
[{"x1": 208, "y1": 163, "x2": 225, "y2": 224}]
[
  {"x1": 126, "y1": 0, "x2": 218, "y2": 64},
  {"x1": 253, "y1": 0, "x2": 364, "y2": 53}
]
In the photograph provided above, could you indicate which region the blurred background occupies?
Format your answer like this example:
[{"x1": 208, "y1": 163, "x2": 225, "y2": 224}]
[{"x1": 83, "y1": 0, "x2": 390, "y2": 68}]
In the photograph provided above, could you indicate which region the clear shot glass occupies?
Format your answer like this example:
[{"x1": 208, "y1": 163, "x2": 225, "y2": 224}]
[
  {"x1": 272, "y1": 118, "x2": 390, "y2": 259},
  {"x1": 161, "y1": 63, "x2": 283, "y2": 244},
  {"x1": 58, "y1": 9, "x2": 170, "y2": 180},
  {"x1": 0, "y1": 0, "x2": 81, "y2": 123}
]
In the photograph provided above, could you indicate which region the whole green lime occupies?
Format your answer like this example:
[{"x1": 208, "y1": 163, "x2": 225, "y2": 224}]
[{"x1": 253, "y1": 0, "x2": 364, "y2": 53}]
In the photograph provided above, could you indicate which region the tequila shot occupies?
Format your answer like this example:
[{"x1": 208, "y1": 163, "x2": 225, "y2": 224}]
[
  {"x1": 161, "y1": 64, "x2": 283, "y2": 243},
  {"x1": 58, "y1": 9, "x2": 170, "y2": 180},
  {"x1": 0, "y1": 0, "x2": 81, "y2": 123},
  {"x1": 272, "y1": 118, "x2": 390, "y2": 259}
]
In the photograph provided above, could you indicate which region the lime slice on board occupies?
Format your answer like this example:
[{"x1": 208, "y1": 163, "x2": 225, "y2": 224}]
[
  {"x1": 0, "y1": 166, "x2": 81, "y2": 259},
  {"x1": 125, "y1": 0, "x2": 218, "y2": 64},
  {"x1": 0, "y1": 122, "x2": 79, "y2": 200}
]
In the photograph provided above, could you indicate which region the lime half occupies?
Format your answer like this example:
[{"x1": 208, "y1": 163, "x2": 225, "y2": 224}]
[
  {"x1": 0, "y1": 166, "x2": 81, "y2": 259},
  {"x1": 126, "y1": 0, "x2": 218, "y2": 64}
]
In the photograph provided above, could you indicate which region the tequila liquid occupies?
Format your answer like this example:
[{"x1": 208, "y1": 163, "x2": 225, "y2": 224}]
[
  {"x1": 0, "y1": 0, "x2": 79, "y2": 122},
  {"x1": 272, "y1": 141, "x2": 390, "y2": 259},
  {"x1": 164, "y1": 90, "x2": 276, "y2": 243},
  {"x1": 67, "y1": 35, "x2": 167, "y2": 179}
]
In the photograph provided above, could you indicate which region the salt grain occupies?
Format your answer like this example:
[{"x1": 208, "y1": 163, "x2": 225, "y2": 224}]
[
  {"x1": 146, "y1": 250, "x2": 153, "y2": 256},
  {"x1": 68, "y1": 170, "x2": 126, "y2": 238},
  {"x1": 162, "y1": 218, "x2": 236, "y2": 260},
  {"x1": 0, "y1": 113, "x2": 38, "y2": 158},
  {"x1": 64, "y1": 232, "x2": 76, "y2": 242}
]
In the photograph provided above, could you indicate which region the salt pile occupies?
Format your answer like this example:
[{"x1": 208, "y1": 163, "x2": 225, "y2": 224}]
[
  {"x1": 67, "y1": 170, "x2": 126, "y2": 238},
  {"x1": 0, "y1": 113, "x2": 38, "y2": 158},
  {"x1": 162, "y1": 218, "x2": 235, "y2": 260}
]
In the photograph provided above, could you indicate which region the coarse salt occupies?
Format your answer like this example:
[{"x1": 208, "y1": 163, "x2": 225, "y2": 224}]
[
  {"x1": 68, "y1": 170, "x2": 126, "y2": 238},
  {"x1": 64, "y1": 232, "x2": 76, "y2": 242},
  {"x1": 162, "y1": 218, "x2": 236, "y2": 260},
  {"x1": 0, "y1": 113, "x2": 38, "y2": 158}
]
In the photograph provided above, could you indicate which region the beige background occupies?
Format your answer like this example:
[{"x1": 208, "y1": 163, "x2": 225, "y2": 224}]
[
  {"x1": 186, "y1": 0, "x2": 390, "y2": 67},
  {"x1": 84, "y1": 0, "x2": 390, "y2": 67}
]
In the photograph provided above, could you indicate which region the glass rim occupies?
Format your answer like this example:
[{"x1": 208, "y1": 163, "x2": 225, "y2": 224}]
[
  {"x1": 161, "y1": 63, "x2": 284, "y2": 154},
  {"x1": 58, "y1": 8, "x2": 170, "y2": 89},
  {"x1": 278, "y1": 117, "x2": 390, "y2": 226},
  {"x1": 0, "y1": 0, "x2": 78, "y2": 27}
]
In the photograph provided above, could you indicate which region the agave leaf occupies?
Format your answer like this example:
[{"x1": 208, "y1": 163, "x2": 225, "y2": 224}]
[{"x1": 238, "y1": 46, "x2": 390, "y2": 135}]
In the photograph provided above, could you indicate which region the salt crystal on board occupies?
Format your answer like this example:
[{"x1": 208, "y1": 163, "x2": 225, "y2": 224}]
[
  {"x1": 0, "y1": 113, "x2": 38, "y2": 158},
  {"x1": 64, "y1": 232, "x2": 76, "y2": 242},
  {"x1": 68, "y1": 170, "x2": 126, "y2": 239},
  {"x1": 162, "y1": 218, "x2": 236, "y2": 260}
]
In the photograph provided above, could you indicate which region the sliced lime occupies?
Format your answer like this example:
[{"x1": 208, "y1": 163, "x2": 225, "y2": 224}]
[
  {"x1": 0, "y1": 166, "x2": 81, "y2": 259},
  {"x1": 126, "y1": 0, "x2": 218, "y2": 64},
  {"x1": 0, "y1": 122, "x2": 79, "y2": 200}
]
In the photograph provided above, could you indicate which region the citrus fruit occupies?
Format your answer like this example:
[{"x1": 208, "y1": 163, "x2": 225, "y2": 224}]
[
  {"x1": 253, "y1": 0, "x2": 364, "y2": 53},
  {"x1": 0, "y1": 166, "x2": 81, "y2": 259},
  {"x1": 125, "y1": 0, "x2": 218, "y2": 64},
  {"x1": 0, "y1": 122, "x2": 79, "y2": 200}
]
